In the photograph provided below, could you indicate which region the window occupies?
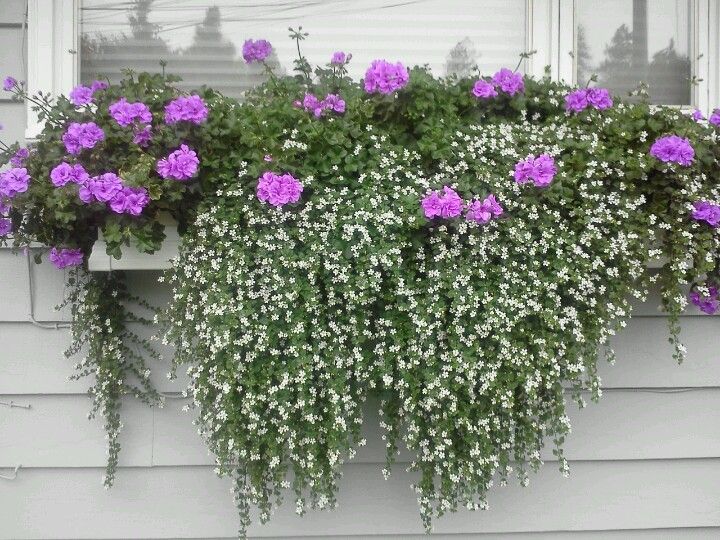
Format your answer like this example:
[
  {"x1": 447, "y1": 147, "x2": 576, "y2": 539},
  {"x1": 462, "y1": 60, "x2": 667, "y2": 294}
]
[
  {"x1": 24, "y1": 0, "x2": 720, "y2": 137},
  {"x1": 575, "y1": 0, "x2": 693, "y2": 105},
  {"x1": 79, "y1": 0, "x2": 528, "y2": 98}
]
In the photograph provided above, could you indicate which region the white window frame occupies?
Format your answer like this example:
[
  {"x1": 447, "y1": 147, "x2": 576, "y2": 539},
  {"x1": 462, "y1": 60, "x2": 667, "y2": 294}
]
[{"x1": 25, "y1": 0, "x2": 720, "y2": 138}]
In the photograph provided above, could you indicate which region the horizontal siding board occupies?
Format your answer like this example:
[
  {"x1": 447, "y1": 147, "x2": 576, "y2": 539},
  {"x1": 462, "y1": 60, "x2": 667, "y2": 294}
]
[
  {"x1": 245, "y1": 531, "x2": 720, "y2": 540},
  {"x1": 2, "y1": 315, "x2": 719, "y2": 395},
  {"x1": 153, "y1": 388, "x2": 720, "y2": 466},
  {"x1": 3, "y1": 460, "x2": 720, "y2": 539},
  {"x1": 3, "y1": 390, "x2": 720, "y2": 469},
  {"x1": 0, "y1": 396, "x2": 153, "y2": 468}
]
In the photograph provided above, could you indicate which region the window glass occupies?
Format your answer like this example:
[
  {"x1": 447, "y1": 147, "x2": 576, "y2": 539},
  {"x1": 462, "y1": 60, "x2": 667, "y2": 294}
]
[
  {"x1": 576, "y1": 0, "x2": 692, "y2": 105},
  {"x1": 80, "y1": 0, "x2": 527, "y2": 97}
]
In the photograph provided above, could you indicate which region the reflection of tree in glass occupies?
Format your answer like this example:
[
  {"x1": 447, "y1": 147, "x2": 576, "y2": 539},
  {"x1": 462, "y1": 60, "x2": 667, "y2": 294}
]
[
  {"x1": 81, "y1": 0, "x2": 284, "y2": 98},
  {"x1": 445, "y1": 38, "x2": 477, "y2": 78},
  {"x1": 591, "y1": 0, "x2": 690, "y2": 105},
  {"x1": 575, "y1": 25, "x2": 593, "y2": 84},
  {"x1": 82, "y1": 0, "x2": 171, "y2": 85}
]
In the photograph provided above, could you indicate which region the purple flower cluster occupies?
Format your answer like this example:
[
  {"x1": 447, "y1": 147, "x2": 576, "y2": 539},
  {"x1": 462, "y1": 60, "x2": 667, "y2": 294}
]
[
  {"x1": 69, "y1": 85, "x2": 94, "y2": 107},
  {"x1": 3, "y1": 76, "x2": 17, "y2": 91},
  {"x1": 691, "y1": 109, "x2": 705, "y2": 122},
  {"x1": 472, "y1": 80, "x2": 498, "y2": 99},
  {"x1": 91, "y1": 80, "x2": 109, "y2": 93},
  {"x1": 0, "y1": 217, "x2": 11, "y2": 236},
  {"x1": 649, "y1": 135, "x2": 694, "y2": 166},
  {"x1": 364, "y1": 60, "x2": 409, "y2": 95},
  {"x1": 256, "y1": 172, "x2": 303, "y2": 207},
  {"x1": 164, "y1": 95, "x2": 209, "y2": 125},
  {"x1": 63, "y1": 122, "x2": 105, "y2": 155},
  {"x1": 514, "y1": 154, "x2": 557, "y2": 187},
  {"x1": 108, "y1": 186, "x2": 150, "y2": 216},
  {"x1": 76, "y1": 171, "x2": 150, "y2": 215},
  {"x1": 69, "y1": 80, "x2": 108, "y2": 107},
  {"x1": 9, "y1": 147, "x2": 29, "y2": 167},
  {"x1": 48, "y1": 247, "x2": 84, "y2": 269},
  {"x1": 109, "y1": 98, "x2": 152, "y2": 127},
  {"x1": 301, "y1": 93, "x2": 346, "y2": 117},
  {"x1": 491, "y1": 68, "x2": 524, "y2": 96},
  {"x1": 156, "y1": 144, "x2": 199, "y2": 181},
  {"x1": 466, "y1": 194, "x2": 504, "y2": 224},
  {"x1": 691, "y1": 200, "x2": 720, "y2": 227},
  {"x1": 564, "y1": 87, "x2": 613, "y2": 113},
  {"x1": 133, "y1": 125, "x2": 153, "y2": 147},
  {"x1": 331, "y1": 51, "x2": 350, "y2": 65},
  {"x1": 0, "y1": 167, "x2": 31, "y2": 198},
  {"x1": 710, "y1": 109, "x2": 720, "y2": 126},
  {"x1": 242, "y1": 39, "x2": 272, "y2": 63},
  {"x1": 50, "y1": 162, "x2": 90, "y2": 187},
  {"x1": 79, "y1": 172, "x2": 123, "y2": 203},
  {"x1": 690, "y1": 285, "x2": 719, "y2": 315},
  {"x1": 421, "y1": 186, "x2": 463, "y2": 219}
]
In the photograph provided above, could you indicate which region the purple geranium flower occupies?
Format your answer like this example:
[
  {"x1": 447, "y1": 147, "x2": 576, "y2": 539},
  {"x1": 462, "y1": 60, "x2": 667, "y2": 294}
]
[
  {"x1": 472, "y1": 79, "x2": 498, "y2": 99},
  {"x1": 156, "y1": 144, "x2": 199, "y2": 181},
  {"x1": 364, "y1": 60, "x2": 409, "y2": 95},
  {"x1": 63, "y1": 122, "x2": 105, "y2": 155},
  {"x1": 491, "y1": 68, "x2": 524, "y2": 96},
  {"x1": 0, "y1": 167, "x2": 31, "y2": 198},
  {"x1": 242, "y1": 39, "x2": 272, "y2": 63},
  {"x1": 109, "y1": 186, "x2": 150, "y2": 216},
  {"x1": 303, "y1": 93, "x2": 324, "y2": 117},
  {"x1": 331, "y1": 51, "x2": 348, "y2": 65},
  {"x1": 0, "y1": 218, "x2": 12, "y2": 236},
  {"x1": 164, "y1": 95, "x2": 208, "y2": 125},
  {"x1": 50, "y1": 162, "x2": 90, "y2": 187},
  {"x1": 90, "y1": 80, "x2": 109, "y2": 93},
  {"x1": 691, "y1": 200, "x2": 720, "y2": 227},
  {"x1": 109, "y1": 98, "x2": 153, "y2": 127},
  {"x1": 3, "y1": 76, "x2": 17, "y2": 91},
  {"x1": 256, "y1": 171, "x2": 303, "y2": 207},
  {"x1": 710, "y1": 109, "x2": 720, "y2": 126},
  {"x1": 565, "y1": 89, "x2": 589, "y2": 112},
  {"x1": 514, "y1": 154, "x2": 557, "y2": 187},
  {"x1": 690, "y1": 284, "x2": 719, "y2": 315},
  {"x1": 586, "y1": 87, "x2": 613, "y2": 110},
  {"x1": 322, "y1": 94, "x2": 346, "y2": 114},
  {"x1": 48, "y1": 247, "x2": 84, "y2": 269},
  {"x1": 649, "y1": 135, "x2": 695, "y2": 166},
  {"x1": 69, "y1": 85, "x2": 94, "y2": 107},
  {"x1": 132, "y1": 125, "x2": 153, "y2": 147},
  {"x1": 421, "y1": 186, "x2": 463, "y2": 219},
  {"x1": 80, "y1": 172, "x2": 123, "y2": 203},
  {"x1": 9, "y1": 147, "x2": 29, "y2": 168},
  {"x1": 691, "y1": 109, "x2": 706, "y2": 122},
  {"x1": 466, "y1": 194, "x2": 504, "y2": 224}
]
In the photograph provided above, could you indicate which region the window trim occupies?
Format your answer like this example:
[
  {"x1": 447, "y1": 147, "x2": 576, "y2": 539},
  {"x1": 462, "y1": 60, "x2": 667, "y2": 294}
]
[{"x1": 26, "y1": 0, "x2": 720, "y2": 137}]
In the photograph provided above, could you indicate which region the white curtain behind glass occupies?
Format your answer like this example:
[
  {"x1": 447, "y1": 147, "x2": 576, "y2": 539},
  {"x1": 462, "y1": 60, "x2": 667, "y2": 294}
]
[{"x1": 80, "y1": 0, "x2": 527, "y2": 97}]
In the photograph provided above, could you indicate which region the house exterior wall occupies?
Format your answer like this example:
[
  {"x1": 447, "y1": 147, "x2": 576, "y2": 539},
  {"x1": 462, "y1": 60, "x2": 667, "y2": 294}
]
[{"x1": 1, "y1": 0, "x2": 719, "y2": 537}]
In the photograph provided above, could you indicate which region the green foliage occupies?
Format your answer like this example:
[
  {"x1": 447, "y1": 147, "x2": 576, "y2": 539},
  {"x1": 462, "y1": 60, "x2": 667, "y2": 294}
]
[
  {"x1": 161, "y1": 65, "x2": 720, "y2": 537},
  {"x1": 3, "y1": 43, "x2": 719, "y2": 537}
]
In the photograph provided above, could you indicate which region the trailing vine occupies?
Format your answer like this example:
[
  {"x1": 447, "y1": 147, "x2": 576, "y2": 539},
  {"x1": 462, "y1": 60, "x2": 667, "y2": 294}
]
[{"x1": 63, "y1": 270, "x2": 160, "y2": 486}]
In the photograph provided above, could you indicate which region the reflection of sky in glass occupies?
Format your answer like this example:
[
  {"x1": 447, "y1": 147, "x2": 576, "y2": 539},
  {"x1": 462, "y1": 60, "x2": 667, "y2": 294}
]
[
  {"x1": 81, "y1": 0, "x2": 527, "y2": 91},
  {"x1": 576, "y1": 0, "x2": 691, "y2": 104}
]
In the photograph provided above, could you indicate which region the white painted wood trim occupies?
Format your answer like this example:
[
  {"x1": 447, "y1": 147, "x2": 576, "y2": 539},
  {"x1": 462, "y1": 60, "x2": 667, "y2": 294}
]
[{"x1": 25, "y1": 0, "x2": 78, "y2": 139}]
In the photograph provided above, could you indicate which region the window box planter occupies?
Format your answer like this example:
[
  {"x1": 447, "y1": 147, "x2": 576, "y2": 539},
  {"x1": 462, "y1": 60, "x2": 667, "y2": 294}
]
[{"x1": 87, "y1": 213, "x2": 180, "y2": 271}]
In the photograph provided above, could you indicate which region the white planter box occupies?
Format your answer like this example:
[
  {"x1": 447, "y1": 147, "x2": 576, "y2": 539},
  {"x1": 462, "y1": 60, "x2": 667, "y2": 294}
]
[{"x1": 87, "y1": 214, "x2": 180, "y2": 272}]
